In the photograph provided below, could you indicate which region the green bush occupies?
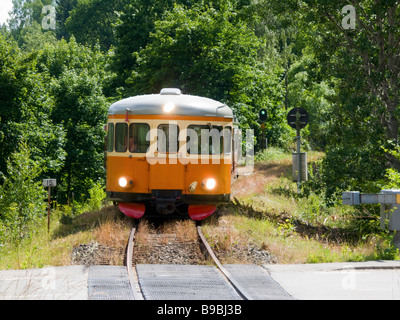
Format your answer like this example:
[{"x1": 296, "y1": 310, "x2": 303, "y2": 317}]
[
  {"x1": 0, "y1": 140, "x2": 46, "y2": 245},
  {"x1": 85, "y1": 181, "x2": 106, "y2": 212}
]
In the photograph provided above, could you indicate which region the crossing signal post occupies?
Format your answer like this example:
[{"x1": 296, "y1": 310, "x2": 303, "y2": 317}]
[
  {"x1": 258, "y1": 109, "x2": 268, "y2": 149},
  {"x1": 287, "y1": 108, "x2": 309, "y2": 193}
]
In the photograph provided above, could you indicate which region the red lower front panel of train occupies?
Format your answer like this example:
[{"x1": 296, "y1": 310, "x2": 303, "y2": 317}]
[
  {"x1": 108, "y1": 191, "x2": 229, "y2": 221},
  {"x1": 118, "y1": 202, "x2": 217, "y2": 221}
]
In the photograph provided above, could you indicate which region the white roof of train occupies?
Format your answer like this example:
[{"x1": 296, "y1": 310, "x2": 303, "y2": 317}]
[{"x1": 108, "y1": 88, "x2": 233, "y2": 119}]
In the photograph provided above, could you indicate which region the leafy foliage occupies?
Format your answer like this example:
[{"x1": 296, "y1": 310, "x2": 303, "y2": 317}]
[
  {"x1": 0, "y1": 0, "x2": 400, "y2": 254},
  {"x1": 295, "y1": 0, "x2": 400, "y2": 199},
  {"x1": 122, "y1": 2, "x2": 289, "y2": 146},
  {"x1": 0, "y1": 35, "x2": 66, "y2": 176},
  {"x1": 0, "y1": 140, "x2": 46, "y2": 243},
  {"x1": 36, "y1": 38, "x2": 109, "y2": 202},
  {"x1": 65, "y1": 0, "x2": 128, "y2": 51}
]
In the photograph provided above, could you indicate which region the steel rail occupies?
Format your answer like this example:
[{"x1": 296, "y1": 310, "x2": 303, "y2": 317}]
[
  {"x1": 196, "y1": 224, "x2": 252, "y2": 300},
  {"x1": 126, "y1": 223, "x2": 143, "y2": 300}
]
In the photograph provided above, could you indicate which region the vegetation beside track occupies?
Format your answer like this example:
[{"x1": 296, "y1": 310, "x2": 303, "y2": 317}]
[
  {"x1": 1, "y1": 1, "x2": 400, "y2": 270},
  {"x1": 0, "y1": 206, "x2": 132, "y2": 269},
  {"x1": 202, "y1": 148, "x2": 400, "y2": 264},
  {"x1": 1, "y1": 147, "x2": 398, "y2": 270}
]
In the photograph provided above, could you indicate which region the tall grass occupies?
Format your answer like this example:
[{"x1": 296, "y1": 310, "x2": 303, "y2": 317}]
[
  {"x1": 255, "y1": 147, "x2": 290, "y2": 163},
  {"x1": 0, "y1": 205, "x2": 132, "y2": 270},
  {"x1": 202, "y1": 148, "x2": 399, "y2": 264}
]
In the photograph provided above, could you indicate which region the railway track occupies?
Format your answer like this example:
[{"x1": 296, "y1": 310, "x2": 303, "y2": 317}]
[
  {"x1": 126, "y1": 221, "x2": 143, "y2": 300},
  {"x1": 125, "y1": 219, "x2": 252, "y2": 300},
  {"x1": 196, "y1": 223, "x2": 251, "y2": 300}
]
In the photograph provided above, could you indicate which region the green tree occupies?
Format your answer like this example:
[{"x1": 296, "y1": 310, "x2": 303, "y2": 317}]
[
  {"x1": 9, "y1": 0, "x2": 55, "y2": 44},
  {"x1": 286, "y1": 51, "x2": 334, "y2": 150},
  {"x1": 0, "y1": 36, "x2": 21, "y2": 124},
  {"x1": 114, "y1": 0, "x2": 193, "y2": 87},
  {"x1": 300, "y1": 0, "x2": 400, "y2": 168},
  {"x1": 114, "y1": 0, "x2": 255, "y2": 88},
  {"x1": 0, "y1": 35, "x2": 66, "y2": 177},
  {"x1": 127, "y1": 3, "x2": 286, "y2": 146},
  {"x1": 36, "y1": 38, "x2": 109, "y2": 203},
  {"x1": 65, "y1": 0, "x2": 128, "y2": 51},
  {"x1": 130, "y1": 4, "x2": 259, "y2": 96},
  {"x1": 55, "y1": 0, "x2": 78, "y2": 40},
  {"x1": 267, "y1": 0, "x2": 400, "y2": 200},
  {"x1": 0, "y1": 140, "x2": 46, "y2": 242},
  {"x1": 18, "y1": 21, "x2": 58, "y2": 52}
]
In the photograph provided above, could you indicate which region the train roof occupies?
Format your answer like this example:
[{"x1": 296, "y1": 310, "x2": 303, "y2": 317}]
[{"x1": 108, "y1": 88, "x2": 233, "y2": 119}]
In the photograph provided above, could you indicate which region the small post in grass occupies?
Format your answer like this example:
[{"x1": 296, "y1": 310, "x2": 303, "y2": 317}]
[{"x1": 43, "y1": 179, "x2": 57, "y2": 233}]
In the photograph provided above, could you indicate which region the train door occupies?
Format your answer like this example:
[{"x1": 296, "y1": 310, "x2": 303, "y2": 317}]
[
  {"x1": 128, "y1": 123, "x2": 150, "y2": 194},
  {"x1": 148, "y1": 123, "x2": 185, "y2": 192},
  {"x1": 232, "y1": 125, "x2": 241, "y2": 181}
]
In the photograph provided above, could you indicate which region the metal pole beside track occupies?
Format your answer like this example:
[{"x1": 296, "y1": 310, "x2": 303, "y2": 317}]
[
  {"x1": 47, "y1": 186, "x2": 51, "y2": 233},
  {"x1": 296, "y1": 111, "x2": 301, "y2": 194}
]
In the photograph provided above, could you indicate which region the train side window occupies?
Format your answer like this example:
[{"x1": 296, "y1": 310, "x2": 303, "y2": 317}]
[
  {"x1": 187, "y1": 125, "x2": 223, "y2": 155},
  {"x1": 158, "y1": 124, "x2": 179, "y2": 153},
  {"x1": 107, "y1": 123, "x2": 114, "y2": 152},
  {"x1": 129, "y1": 123, "x2": 150, "y2": 153},
  {"x1": 224, "y1": 126, "x2": 232, "y2": 155},
  {"x1": 115, "y1": 123, "x2": 128, "y2": 152}
]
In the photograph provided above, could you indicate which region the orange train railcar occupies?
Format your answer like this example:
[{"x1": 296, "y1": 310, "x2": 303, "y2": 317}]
[{"x1": 105, "y1": 88, "x2": 240, "y2": 220}]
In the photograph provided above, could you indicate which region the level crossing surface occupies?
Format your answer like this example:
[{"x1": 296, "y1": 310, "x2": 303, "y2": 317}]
[{"x1": 0, "y1": 261, "x2": 400, "y2": 300}]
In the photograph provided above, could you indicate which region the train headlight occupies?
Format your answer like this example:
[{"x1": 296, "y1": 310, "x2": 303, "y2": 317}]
[
  {"x1": 119, "y1": 177, "x2": 128, "y2": 188},
  {"x1": 203, "y1": 178, "x2": 216, "y2": 190},
  {"x1": 118, "y1": 177, "x2": 133, "y2": 188}
]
